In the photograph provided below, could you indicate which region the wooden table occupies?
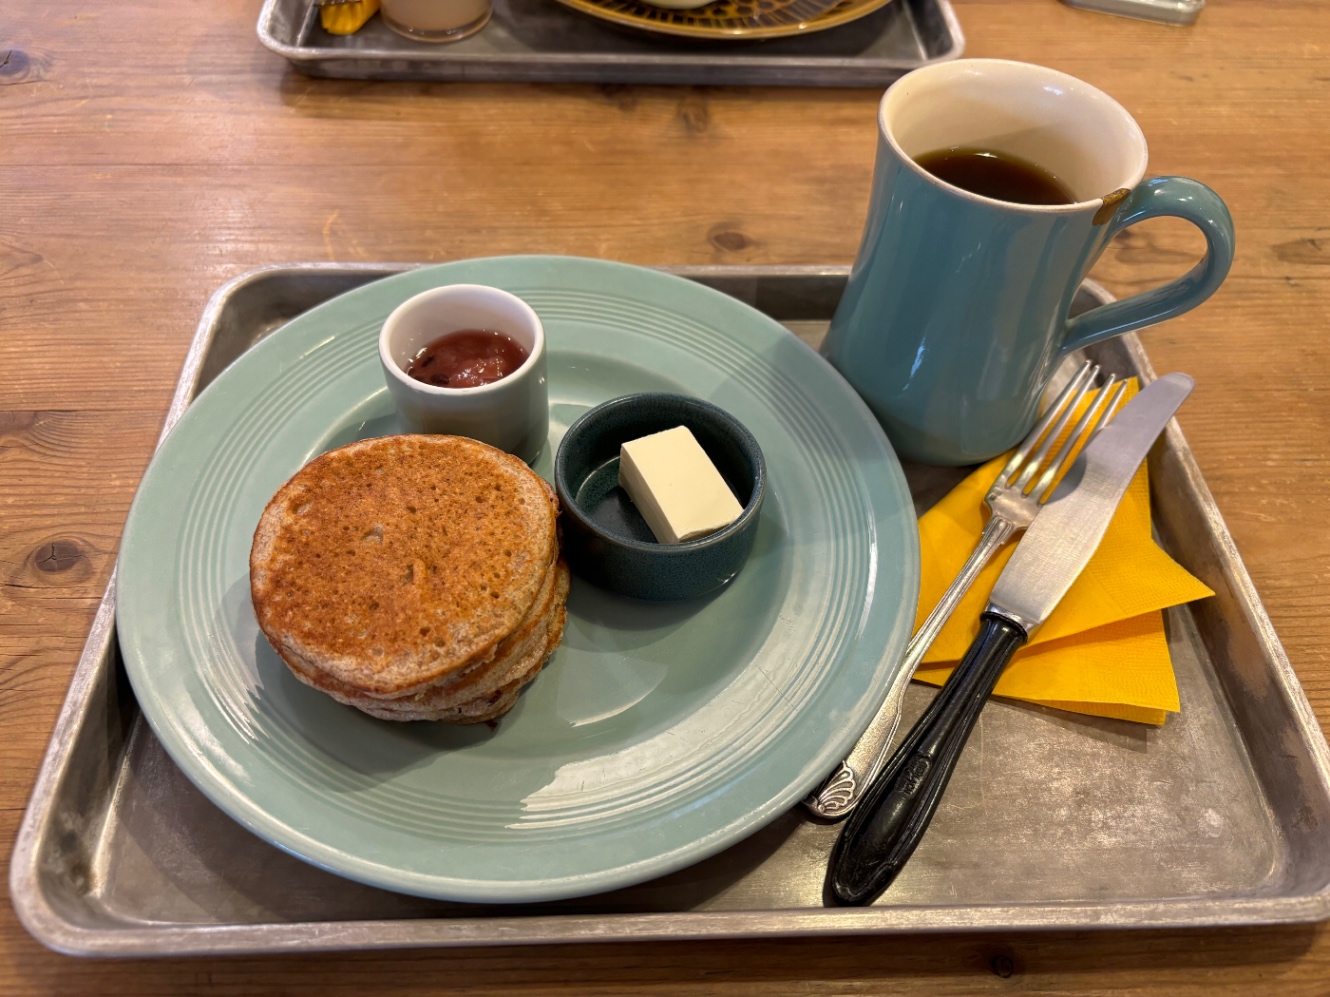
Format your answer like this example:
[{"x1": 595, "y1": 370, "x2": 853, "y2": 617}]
[{"x1": 4, "y1": 0, "x2": 1330, "y2": 992}]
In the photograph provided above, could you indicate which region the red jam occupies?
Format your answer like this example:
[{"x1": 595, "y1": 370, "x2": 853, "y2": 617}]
[{"x1": 406, "y1": 329, "x2": 529, "y2": 389}]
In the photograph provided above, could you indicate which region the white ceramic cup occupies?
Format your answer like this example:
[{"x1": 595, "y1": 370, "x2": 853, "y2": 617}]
[{"x1": 379, "y1": 284, "x2": 549, "y2": 465}]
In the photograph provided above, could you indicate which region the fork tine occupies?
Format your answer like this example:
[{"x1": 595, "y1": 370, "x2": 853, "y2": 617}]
[
  {"x1": 1031, "y1": 374, "x2": 1122, "y2": 499},
  {"x1": 1010, "y1": 363, "x2": 1099, "y2": 492},
  {"x1": 1098, "y1": 378, "x2": 1130, "y2": 426},
  {"x1": 1081, "y1": 378, "x2": 1129, "y2": 450},
  {"x1": 1083, "y1": 378, "x2": 1130, "y2": 449},
  {"x1": 998, "y1": 361, "x2": 1096, "y2": 486}
]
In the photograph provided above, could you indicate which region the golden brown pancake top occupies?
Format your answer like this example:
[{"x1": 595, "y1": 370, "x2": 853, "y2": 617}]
[{"x1": 250, "y1": 435, "x2": 558, "y2": 697}]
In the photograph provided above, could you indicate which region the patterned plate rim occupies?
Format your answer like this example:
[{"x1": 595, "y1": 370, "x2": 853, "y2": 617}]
[{"x1": 549, "y1": 0, "x2": 894, "y2": 40}]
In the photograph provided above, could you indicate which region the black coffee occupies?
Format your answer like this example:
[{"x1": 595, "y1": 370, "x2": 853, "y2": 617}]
[{"x1": 914, "y1": 147, "x2": 1076, "y2": 206}]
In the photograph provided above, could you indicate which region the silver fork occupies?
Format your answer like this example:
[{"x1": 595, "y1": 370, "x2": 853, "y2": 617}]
[{"x1": 804, "y1": 361, "x2": 1129, "y2": 820}]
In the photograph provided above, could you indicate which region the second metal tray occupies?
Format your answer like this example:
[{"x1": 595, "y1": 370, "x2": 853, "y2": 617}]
[
  {"x1": 258, "y1": 0, "x2": 962, "y2": 86},
  {"x1": 12, "y1": 264, "x2": 1330, "y2": 957}
]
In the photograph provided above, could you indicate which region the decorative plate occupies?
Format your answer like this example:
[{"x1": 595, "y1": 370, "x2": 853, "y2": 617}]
[
  {"x1": 115, "y1": 255, "x2": 919, "y2": 903},
  {"x1": 549, "y1": 0, "x2": 893, "y2": 41}
]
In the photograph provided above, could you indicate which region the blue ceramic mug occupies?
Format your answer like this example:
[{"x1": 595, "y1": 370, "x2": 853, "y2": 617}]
[{"x1": 822, "y1": 59, "x2": 1235, "y2": 466}]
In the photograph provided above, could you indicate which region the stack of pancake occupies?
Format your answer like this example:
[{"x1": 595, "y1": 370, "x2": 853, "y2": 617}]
[{"x1": 250, "y1": 434, "x2": 568, "y2": 724}]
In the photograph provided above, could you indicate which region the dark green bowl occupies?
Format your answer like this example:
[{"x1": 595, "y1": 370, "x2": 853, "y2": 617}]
[{"x1": 554, "y1": 393, "x2": 766, "y2": 601}]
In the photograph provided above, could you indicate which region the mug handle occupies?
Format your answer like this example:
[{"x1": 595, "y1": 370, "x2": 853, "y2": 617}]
[{"x1": 1059, "y1": 176, "x2": 1235, "y2": 358}]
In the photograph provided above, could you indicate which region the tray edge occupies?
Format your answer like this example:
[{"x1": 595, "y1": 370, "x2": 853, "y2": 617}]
[
  {"x1": 12, "y1": 263, "x2": 1330, "y2": 958},
  {"x1": 255, "y1": 0, "x2": 965, "y2": 85}
]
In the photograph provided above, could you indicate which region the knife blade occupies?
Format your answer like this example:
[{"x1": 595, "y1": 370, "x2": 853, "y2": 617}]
[{"x1": 826, "y1": 372, "x2": 1194, "y2": 907}]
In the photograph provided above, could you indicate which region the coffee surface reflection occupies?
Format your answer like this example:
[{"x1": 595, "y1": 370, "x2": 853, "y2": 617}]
[{"x1": 914, "y1": 148, "x2": 1076, "y2": 206}]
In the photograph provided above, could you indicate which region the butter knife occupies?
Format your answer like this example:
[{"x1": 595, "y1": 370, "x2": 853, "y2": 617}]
[{"x1": 826, "y1": 372, "x2": 1194, "y2": 906}]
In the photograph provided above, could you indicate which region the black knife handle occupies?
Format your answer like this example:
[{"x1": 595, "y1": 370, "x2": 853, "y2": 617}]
[{"x1": 827, "y1": 613, "x2": 1028, "y2": 906}]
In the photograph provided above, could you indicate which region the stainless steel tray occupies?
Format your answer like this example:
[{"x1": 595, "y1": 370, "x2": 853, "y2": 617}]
[
  {"x1": 12, "y1": 264, "x2": 1330, "y2": 957},
  {"x1": 257, "y1": 0, "x2": 962, "y2": 86}
]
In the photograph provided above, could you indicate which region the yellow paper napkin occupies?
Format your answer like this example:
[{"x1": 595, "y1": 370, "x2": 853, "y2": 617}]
[{"x1": 910, "y1": 380, "x2": 1212, "y2": 724}]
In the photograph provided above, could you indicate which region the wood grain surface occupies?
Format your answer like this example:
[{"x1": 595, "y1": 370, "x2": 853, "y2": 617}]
[{"x1": 4, "y1": 0, "x2": 1330, "y2": 992}]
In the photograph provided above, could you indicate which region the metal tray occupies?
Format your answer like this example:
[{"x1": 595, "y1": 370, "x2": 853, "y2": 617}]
[
  {"x1": 12, "y1": 264, "x2": 1330, "y2": 957},
  {"x1": 257, "y1": 0, "x2": 962, "y2": 86}
]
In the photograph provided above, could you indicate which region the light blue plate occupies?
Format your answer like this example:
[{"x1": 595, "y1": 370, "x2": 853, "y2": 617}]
[{"x1": 116, "y1": 256, "x2": 920, "y2": 903}]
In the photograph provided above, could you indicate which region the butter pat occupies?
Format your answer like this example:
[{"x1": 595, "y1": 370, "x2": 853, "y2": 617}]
[{"x1": 619, "y1": 426, "x2": 743, "y2": 545}]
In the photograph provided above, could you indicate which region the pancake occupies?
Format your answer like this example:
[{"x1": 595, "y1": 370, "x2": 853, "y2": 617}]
[
  {"x1": 250, "y1": 434, "x2": 566, "y2": 722},
  {"x1": 280, "y1": 559, "x2": 568, "y2": 711},
  {"x1": 345, "y1": 564, "x2": 569, "y2": 723},
  {"x1": 283, "y1": 564, "x2": 568, "y2": 723}
]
